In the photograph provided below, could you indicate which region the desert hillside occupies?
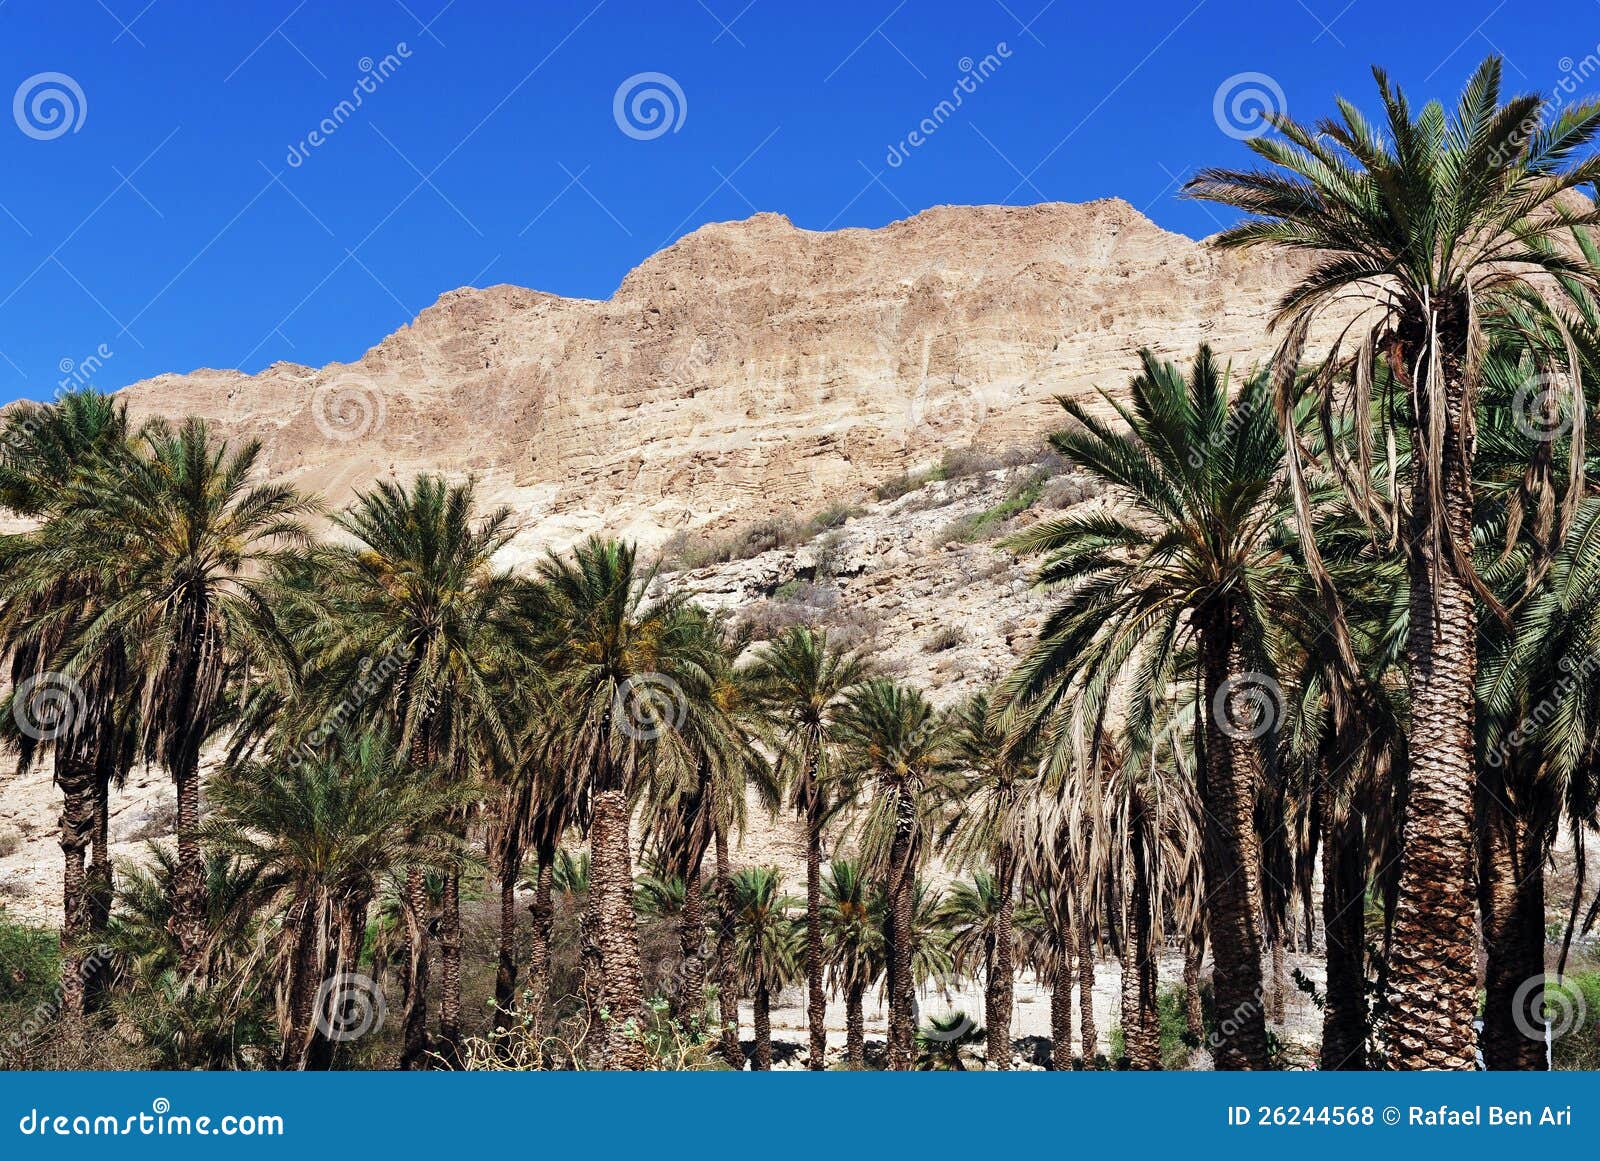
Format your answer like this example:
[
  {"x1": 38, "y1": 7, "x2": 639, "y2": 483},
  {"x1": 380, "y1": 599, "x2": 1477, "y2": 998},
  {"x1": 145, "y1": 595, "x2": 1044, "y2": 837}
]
[
  {"x1": 1, "y1": 199, "x2": 1319, "y2": 922},
  {"x1": 110, "y1": 199, "x2": 1315, "y2": 560}
]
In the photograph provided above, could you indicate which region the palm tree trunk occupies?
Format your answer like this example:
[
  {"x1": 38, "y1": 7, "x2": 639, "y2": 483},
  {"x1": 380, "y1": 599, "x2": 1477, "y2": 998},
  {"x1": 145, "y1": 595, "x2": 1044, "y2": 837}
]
[
  {"x1": 172, "y1": 755, "x2": 208, "y2": 980},
  {"x1": 1385, "y1": 335, "x2": 1479, "y2": 1069},
  {"x1": 804, "y1": 800, "x2": 827, "y2": 1069},
  {"x1": 1197, "y1": 602, "x2": 1271, "y2": 1069},
  {"x1": 1322, "y1": 807, "x2": 1369, "y2": 1070},
  {"x1": 1050, "y1": 951, "x2": 1074, "y2": 1070},
  {"x1": 986, "y1": 841, "x2": 1017, "y2": 1069},
  {"x1": 86, "y1": 769, "x2": 113, "y2": 1012},
  {"x1": 438, "y1": 872, "x2": 463, "y2": 1067},
  {"x1": 590, "y1": 787, "x2": 647, "y2": 1069},
  {"x1": 1078, "y1": 904, "x2": 1097, "y2": 1066},
  {"x1": 1183, "y1": 937, "x2": 1205, "y2": 1044},
  {"x1": 493, "y1": 834, "x2": 521, "y2": 1033},
  {"x1": 399, "y1": 865, "x2": 432, "y2": 1070},
  {"x1": 1479, "y1": 800, "x2": 1546, "y2": 1070},
  {"x1": 55, "y1": 754, "x2": 95, "y2": 1020},
  {"x1": 753, "y1": 982, "x2": 773, "y2": 1070},
  {"x1": 1120, "y1": 804, "x2": 1160, "y2": 1070},
  {"x1": 677, "y1": 865, "x2": 706, "y2": 1025},
  {"x1": 885, "y1": 790, "x2": 917, "y2": 1071},
  {"x1": 846, "y1": 980, "x2": 866, "y2": 1069},
  {"x1": 526, "y1": 854, "x2": 554, "y2": 1048},
  {"x1": 714, "y1": 821, "x2": 741, "y2": 1067},
  {"x1": 280, "y1": 895, "x2": 322, "y2": 1070}
]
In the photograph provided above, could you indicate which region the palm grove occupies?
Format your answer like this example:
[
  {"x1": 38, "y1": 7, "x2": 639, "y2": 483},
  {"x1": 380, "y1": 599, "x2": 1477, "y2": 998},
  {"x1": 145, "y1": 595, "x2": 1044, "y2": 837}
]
[{"x1": 5, "y1": 59, "x2": 1600, "y2": 1072}]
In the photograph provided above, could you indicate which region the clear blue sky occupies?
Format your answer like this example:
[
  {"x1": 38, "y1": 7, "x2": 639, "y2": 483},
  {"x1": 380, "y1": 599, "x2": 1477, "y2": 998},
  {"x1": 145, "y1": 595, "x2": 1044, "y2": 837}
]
[{"x1": 0, "y1": 0, "x2": 1592, "y2": 405}]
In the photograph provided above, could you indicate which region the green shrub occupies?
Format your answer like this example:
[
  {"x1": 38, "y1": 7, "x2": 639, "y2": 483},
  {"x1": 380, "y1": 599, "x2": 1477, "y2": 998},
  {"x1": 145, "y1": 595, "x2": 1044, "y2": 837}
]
[{"x1": 0, "y1": 918, "x2": 59, "y2": 1005}]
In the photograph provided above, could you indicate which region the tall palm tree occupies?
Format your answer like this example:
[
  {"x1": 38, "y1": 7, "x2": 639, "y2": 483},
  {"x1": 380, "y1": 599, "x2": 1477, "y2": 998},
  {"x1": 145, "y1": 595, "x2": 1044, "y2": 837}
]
[
  {"x1": 1187, "y1": 57, "x2": 1600, "y2": 1067},
  {"x1": 730, "y1": 866, "x2": 803, "y2": 1070},
  {"x1": 820, "y1": 858, "x2": 880, "y2": 1069},
  {"x1": 941, "y1": 688, "x2": 1043, "y2": 1068},
  {"x1": 533, "y1": 537, "x2": 713, "y2": 1069},
  {"x1": 0, "y1": 389, "x2": 136, "y2": 1016},
  {"x1": 296, "y1": 474, "x2": 529, "y2": 1067},
  {"x1": 1003, "y1": 346, "x2": 1304, "y2": 1069},
  {"x1": 834, "y1": 678, "x2": 953, "y2": 1069},
  {"x1": 640, "y1": 613, "x2": 763, "y2": 1043},
  {"x1": 35, "y1": 419, "x2": 313, "y2": 979},
  {"x1": 744, "y1": 625, "x2": 865, "y2": 1069},
  {"x1": 202, "y1": 735, "x2": 465, "y2": 1069}
]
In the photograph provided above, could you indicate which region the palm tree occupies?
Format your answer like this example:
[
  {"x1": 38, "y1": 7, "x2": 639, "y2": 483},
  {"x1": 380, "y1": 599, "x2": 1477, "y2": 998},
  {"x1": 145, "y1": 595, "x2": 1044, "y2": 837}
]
[
  {"x1": 1004, "y1": 346, "x2": 1304, "y2": 1068},
  {"x1": 820, "y1": 858, "x2": 880, "y2": 1069},
  {"x1": 297, "y1": 474, "x2": 529, "y2": 1067},
  {"x1": 745, "y1": 625, "x2": 865, "y2": 1069},
  {"x1": 1187, "y1": 57, "x2": 1600, "y2": 1067},
  {"x1": 34, "y1": 419, "x2": 314, "y2": 980},
  {"x1": 640, "y1": 612, "x2": 763, "y2": 1044},
  {"x1": 0, "y1": 389, "x2": 136, "y2": 1016},
  {"x1": 834, "y1": 678, "x2": 953, "y2": 1069},
  {"x1": 936, "y1": 871, "x2": 1041, "y2": 1068},
  {"x1": 533, "y1": 537, "x2": 713, "y2": 1069},
  {"x1": 202, "y1": 734, "x2": 466, "y2": 1068},
  {"x1": 941, "y1": 688, "x2": 1042, "y2": 1068},
  {"x1": 730, "y1": 866, "x2": 802, "y2": 1070}
]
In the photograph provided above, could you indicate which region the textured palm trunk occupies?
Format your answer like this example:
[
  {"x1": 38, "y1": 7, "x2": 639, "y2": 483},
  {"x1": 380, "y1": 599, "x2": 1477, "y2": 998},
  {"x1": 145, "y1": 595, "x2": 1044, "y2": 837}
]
[
  {"x1": 399, "y1": 865, "x2": 432, "y2": 1070},
  {"x1": 1322, "y1": 808, "x2": 1369, "y2": 1070},
  {"x1": 1479, "y1": 802, "x2": 1546, "y2": 1070},
  {"x1": 1050, "y1": 952, "x2": 1074, "y2": 1069},
  {"x1": 172, "y1": 754, "x2": 209, "y2": 980},
  {"x1": 526, "y1": 855, "x2": 554, "y2": 1048},
  {"x1": 1078, "y1": 907, "x2": 1097, "y2": 1066},
  {"x1": 280, "y1": 896, "x2": 322, "y2": 1070},
  {"x1": 677, "y1": 867, "x2": 706, "y2": 1025},
  {"x1": 1197, "y1": 602, "x2": 1271, "y2": 1069},
  {"x1": 590, "y1": 787, "x2": 647, "y2": 1069},
  {"x1": 1385, "y1": 326, "x2": 1479, "y2": 1069},
  {"x1": 804, "y1": 796, "x2": 827, "y2": 1070},
  {"x1": 753, "y1": 983, "x2": 773, "y2": 1070},
  {"x1": 55, "y1": 755, "x2": 95, "y2": 1019},
  {"x1": 493, "y1": 839, "x2": 520, "y2": 1033},
  {"x1": 85, "y1": 775, "x2": 113, "y2": 1012},
  {"x1": 1120, "y1": 808, "x2": 1160, "y2": 1070},
  {"x1": 885, "y1": 789, "x2": 917, "y2": 1071},
  {"x1": 713, "y1": 822, "x2": 741, "y2": 1067},
  {"x1": 986, "y1": 842, "x2": 1017, "y2": 1069},
  {"x1": 1183, "y1": 939, "x2": 1205, "y2": 1044},
  {"x1": 437, "y1": 872, "x2": 463, "y2": 1067},
  {"x1": 845, "y1": 980, "x2": 866, "y2": 1069}
]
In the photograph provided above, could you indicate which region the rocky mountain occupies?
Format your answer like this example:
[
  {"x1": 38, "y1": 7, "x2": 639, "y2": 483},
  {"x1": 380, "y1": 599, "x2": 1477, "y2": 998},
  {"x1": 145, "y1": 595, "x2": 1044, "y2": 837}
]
[
  {"x1": 1, "y1": 198, "x2": 1328, "y2": 921},
  {"x1": 111, "y1": 199, "x2": 1315, "y2": 562}
]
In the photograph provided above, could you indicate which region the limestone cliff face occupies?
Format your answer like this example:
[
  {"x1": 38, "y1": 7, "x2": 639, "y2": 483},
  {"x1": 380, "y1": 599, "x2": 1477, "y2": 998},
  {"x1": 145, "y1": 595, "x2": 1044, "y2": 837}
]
[{"x1": 113, "y1": 199, "x2": 1310, "y2": 560}]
